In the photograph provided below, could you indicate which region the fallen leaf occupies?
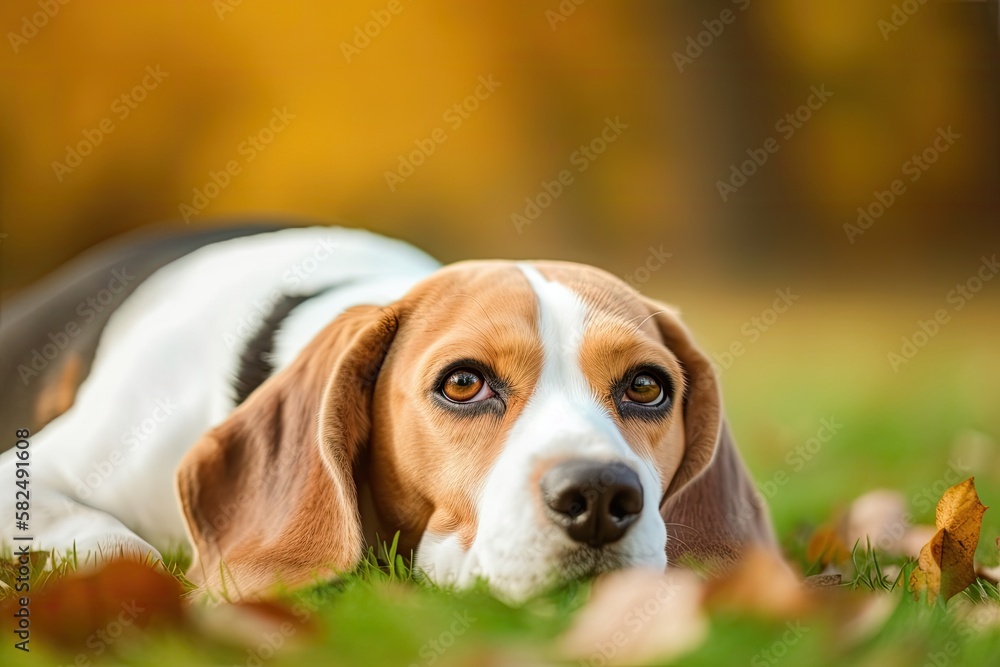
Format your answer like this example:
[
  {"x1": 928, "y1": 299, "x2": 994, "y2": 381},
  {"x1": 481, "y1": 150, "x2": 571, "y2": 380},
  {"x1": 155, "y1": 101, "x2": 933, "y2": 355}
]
[
  {"x1": 560, "y1": 567, "x2": 707, "y2": 665},
  {"x1": 704, "y1": 547, "x2": 812, "y2": 618},
  {"x1": 909, "y1": 477, "x2": 989, "y2": 604},
  {"x1": 845, "y1": 490, "x2": 908, "y2": 554},
  {"x1": 838, "y1": 593, "x2": 898, "y2": 646},
  {"x1": 2, "y1": 560, "x2": 184, "y2": 651},
  {"x1": 803, "y1": 573, "x2": 842, "y2": 588},
  {"x1": 806, "y1": 518, "x2": 852, "y2": 568},
  {"x1": 809, "y1": 490, "x2": 935, "y2": 563},
  {"x1": 950, "y1": 598, "x2": 1000, "y2": 633},
  {"x1": 193, "y1": 598, "x2": 319, "y2": 650}
]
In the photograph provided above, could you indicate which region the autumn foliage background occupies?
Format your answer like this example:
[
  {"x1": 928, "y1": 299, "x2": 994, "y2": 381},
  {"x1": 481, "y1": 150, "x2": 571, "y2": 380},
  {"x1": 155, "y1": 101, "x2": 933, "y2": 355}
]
[
  {"x1": 1, "y1": 0, "x2": 999, "y2": 664},
  {"x1": 2, "y1": 0, "x2": 997, "y2": 538}
]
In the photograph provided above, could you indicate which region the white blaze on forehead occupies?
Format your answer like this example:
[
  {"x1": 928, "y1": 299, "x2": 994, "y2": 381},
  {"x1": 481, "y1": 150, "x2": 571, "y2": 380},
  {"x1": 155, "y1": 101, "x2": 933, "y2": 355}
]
[
  {"x1": 517, "y1": 265, "x2": 604, "y2": 410},
  {"x1": 416, "y1": 264, "x2": 667, "y2": 601},
  {"x1": 510, "y1": 264, "x2": 643, "y2": 456}
]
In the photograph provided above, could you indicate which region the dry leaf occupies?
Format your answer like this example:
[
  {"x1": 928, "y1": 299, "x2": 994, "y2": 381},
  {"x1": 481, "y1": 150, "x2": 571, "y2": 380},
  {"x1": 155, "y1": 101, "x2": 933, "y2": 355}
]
[
  {"x1": 2, "y1": 560, "x2": 185, "y2": 650},
  {"x1": 950, "y1": 598, "x2": 1000, "y2": 633},
  {"x1": 909, "y1": 477, "x2": 988, "y2": 604},
  {"x1": 803, "y1": 574, "x2": 842, "y2": 588},
  {"x1": 838, "y1": 593, "x2": 898, "y2": 646},
  {"x1": 845, "y1": 490, "x2": 908, "y2": 554},
  {"x1": 560, "y1": 567, "x2": 707, "y2": 665},
  {"x1": 806, "y1": 520, "x2": 851, "y2": 567},
  {"x1": 193, "y1": 599, "x2": 319, "y2": 649},
  {"x1": 809, "y1": 490, "x2": 934, "y2": 563},
  {"x1": 704, "y1": 547, "x2": 812, "y2": 618}
]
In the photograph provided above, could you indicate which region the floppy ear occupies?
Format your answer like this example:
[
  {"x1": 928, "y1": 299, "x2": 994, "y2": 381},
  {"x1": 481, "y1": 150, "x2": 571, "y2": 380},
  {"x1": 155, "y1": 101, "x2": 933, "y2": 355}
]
[
  {"x1": 638, "y1": 297, "x2": 723, "y2": 498},
  {"x1": 176, "y1": 304, "x2": 399, "y2": 597},
  {"x1": 640, "y1": 297, "x2": 776, "y2": 567}
]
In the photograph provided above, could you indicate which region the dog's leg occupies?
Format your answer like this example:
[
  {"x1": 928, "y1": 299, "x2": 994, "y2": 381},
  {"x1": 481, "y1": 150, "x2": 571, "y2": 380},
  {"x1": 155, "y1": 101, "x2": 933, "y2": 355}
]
[
  {"x1": 1, "y1": 367, "x2": 204, "y2": 560},
  {"x1": 1, "y1": 456, "x2": 162, "y2": 565}
]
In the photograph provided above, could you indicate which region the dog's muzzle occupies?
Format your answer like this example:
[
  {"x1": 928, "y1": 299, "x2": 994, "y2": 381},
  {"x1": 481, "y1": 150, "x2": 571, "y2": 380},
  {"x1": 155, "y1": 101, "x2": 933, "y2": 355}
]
[{"x1": 539, "y1": 459, "x2": 644, "y2": 548}]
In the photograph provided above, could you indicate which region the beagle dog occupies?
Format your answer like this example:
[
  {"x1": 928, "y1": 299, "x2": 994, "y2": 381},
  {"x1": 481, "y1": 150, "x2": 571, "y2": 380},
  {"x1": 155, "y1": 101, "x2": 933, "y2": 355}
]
[{"x1": 0, "y1": 226, "x2": 774, "y2": 601}]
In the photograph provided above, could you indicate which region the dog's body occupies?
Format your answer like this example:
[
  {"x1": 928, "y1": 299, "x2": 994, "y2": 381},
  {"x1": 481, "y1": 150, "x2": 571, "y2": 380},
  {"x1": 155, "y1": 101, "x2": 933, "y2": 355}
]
[{"x1": 1, "y1": 226, "x2": 774, "y2": 600}]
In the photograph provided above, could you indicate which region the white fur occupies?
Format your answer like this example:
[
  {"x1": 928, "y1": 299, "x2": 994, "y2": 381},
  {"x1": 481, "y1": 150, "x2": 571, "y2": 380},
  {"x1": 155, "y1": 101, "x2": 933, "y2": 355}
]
[
  {"x1": 0, "y1": 227, "x2": 437, "y2": 561},
  {"x1": 416, "y1": 266, "x2": 667, "y2": 602},
  {"x1": 1, "y1": 231, "x2": 667, "y2": 600}
]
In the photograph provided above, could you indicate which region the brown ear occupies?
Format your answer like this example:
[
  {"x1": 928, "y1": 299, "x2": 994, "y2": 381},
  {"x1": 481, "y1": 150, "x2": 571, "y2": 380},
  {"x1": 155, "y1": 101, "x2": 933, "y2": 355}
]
[
  {"x1": 638, "y1": 297, "x2": 723, "y2": 499},
  {"x1": 641, "y1": 297, "x2": 776, "y2": 566},
  {"x1": 176, "y1": 304, "x2": 399, "y2": 597}
]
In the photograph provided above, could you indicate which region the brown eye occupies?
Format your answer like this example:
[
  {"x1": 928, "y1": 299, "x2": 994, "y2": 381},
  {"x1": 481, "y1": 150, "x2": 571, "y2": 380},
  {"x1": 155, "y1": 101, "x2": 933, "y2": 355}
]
[
  {"x1": 625, "y1": 373, "x2": 663, "y2": 405},
  {"x1": 442, "y1": 369, "x2": 489, "y2": 403}
]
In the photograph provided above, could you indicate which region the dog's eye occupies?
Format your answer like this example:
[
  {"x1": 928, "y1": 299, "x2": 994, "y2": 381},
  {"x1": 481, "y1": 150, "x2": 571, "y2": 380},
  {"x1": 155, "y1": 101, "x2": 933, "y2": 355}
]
[
  {"x1": 441, "y1": 369, "x2": 494, "y2": 403},
  {"x1": 624, "y1": 372, "x2": 663, "y2": 405}
]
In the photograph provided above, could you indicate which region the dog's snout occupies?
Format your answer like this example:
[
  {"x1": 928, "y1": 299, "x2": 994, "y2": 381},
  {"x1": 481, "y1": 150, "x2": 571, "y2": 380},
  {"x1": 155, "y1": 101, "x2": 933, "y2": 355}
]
[{"x1": 539, "y1": 459, "x2": 644, "y2": 548}]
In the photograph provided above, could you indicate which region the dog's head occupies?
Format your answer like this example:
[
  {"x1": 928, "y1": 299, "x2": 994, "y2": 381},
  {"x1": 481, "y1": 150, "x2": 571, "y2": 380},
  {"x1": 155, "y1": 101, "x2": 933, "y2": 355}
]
[{"x1": 177, "y1": 261, "x2": 722, "y2": 600}]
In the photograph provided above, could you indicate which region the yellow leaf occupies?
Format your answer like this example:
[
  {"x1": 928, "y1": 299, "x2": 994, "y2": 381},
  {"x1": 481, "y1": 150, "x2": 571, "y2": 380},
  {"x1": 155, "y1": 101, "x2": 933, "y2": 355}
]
[{"x1": 909, "y1": 478, "x2": 988, "y2": 604}]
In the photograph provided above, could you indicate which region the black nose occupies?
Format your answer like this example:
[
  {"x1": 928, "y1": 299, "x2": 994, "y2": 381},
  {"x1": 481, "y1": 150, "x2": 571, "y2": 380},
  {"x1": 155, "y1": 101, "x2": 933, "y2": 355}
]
[{"x1": 539, "y1": 459, "x2": 644, "y2": 548}]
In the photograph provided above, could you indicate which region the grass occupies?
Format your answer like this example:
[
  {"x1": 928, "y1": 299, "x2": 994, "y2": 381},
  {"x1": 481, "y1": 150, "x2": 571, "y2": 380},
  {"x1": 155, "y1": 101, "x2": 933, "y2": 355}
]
[{"x1": 5, "y1": 289, "x2": 1000, "y2": 665}]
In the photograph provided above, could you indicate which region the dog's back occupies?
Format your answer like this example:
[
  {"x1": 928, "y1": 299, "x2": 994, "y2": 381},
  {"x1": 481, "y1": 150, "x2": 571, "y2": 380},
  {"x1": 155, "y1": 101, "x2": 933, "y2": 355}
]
[
  {"x1": 0, "y1": 223, "x2": 281, "y2": 441},
  {"x1": 0, "y1": 225, "x2": 439, "y2": 559}
]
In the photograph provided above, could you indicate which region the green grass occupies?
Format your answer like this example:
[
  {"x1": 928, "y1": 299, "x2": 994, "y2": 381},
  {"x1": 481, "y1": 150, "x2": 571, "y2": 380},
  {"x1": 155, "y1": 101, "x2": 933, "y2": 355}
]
[
  {"x1": 15, "y1": 544, "x2": 997, "y2": 667},
  {"x1": 6, "y1": 290, "x2": 1000, "y2": 665}
]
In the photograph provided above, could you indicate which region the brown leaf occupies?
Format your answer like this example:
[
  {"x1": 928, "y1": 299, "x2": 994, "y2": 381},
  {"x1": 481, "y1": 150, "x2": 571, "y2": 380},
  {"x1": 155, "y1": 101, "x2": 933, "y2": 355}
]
[
  {"x1": 909, "y1": 477, "x2": 989, "y2": 604},
  {"x1": 845, "y1": 490, "x2": 907, "y2": 554},
  {"x1": 838, "y1": 593, "x2": 898, "y2": 646},
  {"x1": 560, "y1": 567, "x2": 707, "y2": 665},
  {"x1": 806, "y1": 520, "x2": 851, "y2": 567},
  {"x1": 704, "y1": 547, "x2": 813, "y2": 618},
  {"x1": 193, "y1": 598, "x2": 320, "y2": 649},
  {"x1": 950, "y1": 597, "x2": 1000, "y2": 633},
  {"x1": 803, "y1": 574, "x2": 842, "y2": 588},
  {"x1": 2, "y1": 560, "x2": 185, "y2": 651}
]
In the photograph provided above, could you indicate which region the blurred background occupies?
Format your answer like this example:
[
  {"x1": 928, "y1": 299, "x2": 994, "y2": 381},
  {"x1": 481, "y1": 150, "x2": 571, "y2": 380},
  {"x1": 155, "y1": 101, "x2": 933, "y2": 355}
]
[{"x1": 1, "y1": 0, "x2": 998, "y2": 545}]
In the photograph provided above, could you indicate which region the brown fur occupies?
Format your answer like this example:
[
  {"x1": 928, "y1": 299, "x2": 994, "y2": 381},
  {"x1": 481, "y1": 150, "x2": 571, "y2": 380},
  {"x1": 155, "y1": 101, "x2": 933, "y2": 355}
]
[
  {"x1": 639, "y1": 296, "x2": 777, "y2": 569},
  {"x1": 176, "y1": 261, "x2": 775, "y2": 597},
  {"x1": 177, "y1": 305, "x2": 401, "y2": 594}
]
